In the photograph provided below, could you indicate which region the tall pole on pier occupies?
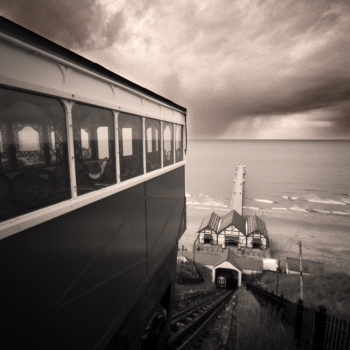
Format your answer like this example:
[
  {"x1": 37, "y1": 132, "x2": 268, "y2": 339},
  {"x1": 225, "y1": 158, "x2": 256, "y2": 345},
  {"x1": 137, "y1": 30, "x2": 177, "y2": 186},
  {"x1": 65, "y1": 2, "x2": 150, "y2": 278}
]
[{"x1": 298, "y1": 241, "x2": 303, "y2": 300}]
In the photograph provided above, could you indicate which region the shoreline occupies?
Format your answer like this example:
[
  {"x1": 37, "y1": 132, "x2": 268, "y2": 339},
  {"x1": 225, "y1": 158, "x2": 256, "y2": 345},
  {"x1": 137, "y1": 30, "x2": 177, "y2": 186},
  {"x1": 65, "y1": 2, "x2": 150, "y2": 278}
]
[{"x1": 180, "y1": 205, "x2": 350, "y2": 268}]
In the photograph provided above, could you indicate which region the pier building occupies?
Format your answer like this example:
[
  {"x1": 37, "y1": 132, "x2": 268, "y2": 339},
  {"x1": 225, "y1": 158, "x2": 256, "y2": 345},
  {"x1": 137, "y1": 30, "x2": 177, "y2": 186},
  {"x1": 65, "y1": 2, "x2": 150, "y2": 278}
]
[
  {"x1": 217, "y1": 209, "x2": 246, "y2": 248},
  {"x1": 194, "y1": 165, "x2": 270, "y2": 256},
  {"x1": 198, "y1": 212, "x2": 221, "y2": 245},
  {"x1": 246, "y1": 215, "x2": 269, "y2": 249}
]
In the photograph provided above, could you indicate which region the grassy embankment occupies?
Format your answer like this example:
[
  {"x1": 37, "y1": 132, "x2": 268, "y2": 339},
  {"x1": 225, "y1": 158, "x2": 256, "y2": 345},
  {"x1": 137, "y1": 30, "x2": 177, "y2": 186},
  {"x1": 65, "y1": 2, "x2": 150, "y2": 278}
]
[
  {"x1": 260, "y1": 271, "x2": 350, "y2": 320},
  {"x1": 236, "y1": 289, "x2": 297, "y2": 350},
  {"x1": 174, "y1": 259, "x2": 216, "y2": 296},
  {"x1": 199, "y1": 290, "x2": 297, "y2": 350}
]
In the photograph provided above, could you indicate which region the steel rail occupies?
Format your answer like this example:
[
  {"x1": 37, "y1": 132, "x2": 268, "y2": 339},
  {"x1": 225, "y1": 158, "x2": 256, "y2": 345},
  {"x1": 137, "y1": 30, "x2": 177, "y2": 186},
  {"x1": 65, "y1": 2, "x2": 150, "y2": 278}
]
[
  {"x1": 172, "y1": 292, "x2": 226, "y2": 324},
  {"x1": 168, "y1": 290, "x2": 233, "y2": 349}
]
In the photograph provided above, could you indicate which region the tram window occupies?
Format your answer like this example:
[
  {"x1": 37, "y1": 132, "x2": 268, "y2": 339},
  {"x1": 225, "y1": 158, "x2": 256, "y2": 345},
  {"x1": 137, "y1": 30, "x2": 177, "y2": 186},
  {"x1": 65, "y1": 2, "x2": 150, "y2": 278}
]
[
  {"x1": 72, "y1": 103, "x2": 116, "y2": 195},
  {"x1": 0, "y1": 87, "x2": 71, "y2": 223},
  {"x1": 145, "y1": 118, "x2": 161, "y2": 172},
  {"x1": 122, "y1": 128, "x2": 133, "y2": 156},
  {"x1": 175, "y1": 124, "x2": 183, "y2": 162},
  {"x1": 163, "y1": 122, "x2": 173, "y2": 167},
  {"x1": 119, "y1": 113, "x2": 143, "y2": 181},
  {"x1": 147, "y1": 128, "x2": 152, "y2": 152}
]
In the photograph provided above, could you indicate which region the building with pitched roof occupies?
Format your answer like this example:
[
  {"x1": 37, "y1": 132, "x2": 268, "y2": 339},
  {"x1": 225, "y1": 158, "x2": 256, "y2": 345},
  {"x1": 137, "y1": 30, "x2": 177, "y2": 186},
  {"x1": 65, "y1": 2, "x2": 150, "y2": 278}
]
[
  {"x1": 246, "y1": 215, "x2": 269, "y2": 249},
  {"x1": 197, "y1": 212, "x2": 221, "y2": 245},
  {"x1": 211, "y1": 250, "x2": 242, "y2": 288},
  {"x1": 217, "y1": 210, "x2": 246, "y2": 248},
  {"x1": 196, "y1": 211, "x2": 270, "y2": 251}
]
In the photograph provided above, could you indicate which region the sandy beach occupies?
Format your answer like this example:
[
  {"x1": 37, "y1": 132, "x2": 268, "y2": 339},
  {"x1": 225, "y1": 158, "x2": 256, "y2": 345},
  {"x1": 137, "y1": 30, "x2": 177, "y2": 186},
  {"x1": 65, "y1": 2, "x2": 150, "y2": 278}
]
[{"x1": 179, "y1": 205, "x2": 350, "y2": 268}]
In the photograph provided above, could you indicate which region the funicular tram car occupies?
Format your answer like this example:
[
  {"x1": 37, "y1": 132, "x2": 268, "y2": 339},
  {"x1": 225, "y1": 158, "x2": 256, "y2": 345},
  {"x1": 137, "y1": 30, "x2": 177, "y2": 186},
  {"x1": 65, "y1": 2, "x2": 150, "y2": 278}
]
[
  {"x1": 0, "y1": 17, "x2": 187, "y2": 350},
  {"x1": 217, "y1": 276, "x2": 227, "y2": 289}
]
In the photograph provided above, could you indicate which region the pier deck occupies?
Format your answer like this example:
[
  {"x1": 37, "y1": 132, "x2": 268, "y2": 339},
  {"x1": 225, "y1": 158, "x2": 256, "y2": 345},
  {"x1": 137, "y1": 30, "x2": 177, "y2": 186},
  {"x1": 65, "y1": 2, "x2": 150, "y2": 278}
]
[{"x1": 229, "y1": 165, "x2": 245, "y2": 215}]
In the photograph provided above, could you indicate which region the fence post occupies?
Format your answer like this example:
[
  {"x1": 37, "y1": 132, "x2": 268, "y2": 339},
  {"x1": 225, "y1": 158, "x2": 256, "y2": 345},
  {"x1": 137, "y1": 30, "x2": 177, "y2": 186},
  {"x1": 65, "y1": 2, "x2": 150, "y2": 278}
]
[
  {"x1": 279, "y1": 295, "x2": 286, "y2": 321},
  {"x1": 312, "y1": 305, "x2": 327, "y2": 350},
  {"x1": 295, "y1": 299, "x2": 304, "y2": 347}
]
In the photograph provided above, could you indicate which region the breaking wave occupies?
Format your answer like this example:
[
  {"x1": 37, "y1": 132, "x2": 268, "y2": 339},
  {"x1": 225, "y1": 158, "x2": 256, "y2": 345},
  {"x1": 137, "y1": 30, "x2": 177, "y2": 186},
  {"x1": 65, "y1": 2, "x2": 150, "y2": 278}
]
[
  {"x1": 186, "y1": 199, "x2": 228, "y2": 208},
  {"x1": 290, "y1": 206, "x2": 308, "y2": 213},
  {"x1": 307, "y1": 199, "x2": 346, "y2": 206},
  {"x1": 282, "y1": 196, "x2": 298, "y2": 200},
  {"x1": 186, "y1": 200, "x2": 200, "y2": 205},
  {"x1": 254, "y1": 199, "x2": 274, "y2": 203},
  {"x1": 332, "y1": 211, "x2": 350, "y2": 216}
]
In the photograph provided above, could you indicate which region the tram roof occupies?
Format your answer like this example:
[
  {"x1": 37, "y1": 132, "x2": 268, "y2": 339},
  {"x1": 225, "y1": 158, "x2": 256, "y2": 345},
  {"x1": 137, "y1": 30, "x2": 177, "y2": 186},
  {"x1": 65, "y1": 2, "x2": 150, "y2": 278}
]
[{"x1": 0, "y1": 16, "x2": 187, "y2": 114}]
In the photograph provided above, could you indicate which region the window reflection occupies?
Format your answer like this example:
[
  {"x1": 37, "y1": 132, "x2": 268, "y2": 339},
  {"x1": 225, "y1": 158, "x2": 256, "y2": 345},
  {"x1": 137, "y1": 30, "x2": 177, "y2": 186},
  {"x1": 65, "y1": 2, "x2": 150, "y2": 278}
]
[
  {"x1": 72, "y1": 103, "x2": 116, "y2": 195},
  {"x1": 0, "y1": 88, "x2": 71, "y2": 223},
  {"x1": 163, "y1": 122, "x2": 173, "y2": 167},
  {"x1": 18, "y1": 126, "x2": 40, "y2": 152},
  {"x1": 175, "y1": 124, "x2": 183, "y2": 162},
  {"x1": 119, "y1": 113, "x2": 143, "y2": 181},
  {"x1": 145, "y1": 118, "x2": 161, "y2": 172},
  {"x1": 122, "y1": 128, "x2": 133, "y2": 156}
]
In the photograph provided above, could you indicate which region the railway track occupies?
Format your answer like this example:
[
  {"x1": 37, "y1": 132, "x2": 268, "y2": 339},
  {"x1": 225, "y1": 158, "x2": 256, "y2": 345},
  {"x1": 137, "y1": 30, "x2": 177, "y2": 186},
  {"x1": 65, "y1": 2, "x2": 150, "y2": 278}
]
[
  {"x1": 173, "y1": 289, "x2": 219, "y2": 307},
  {"x1": 168, "y1": 290, "x2": 234, "y2": 350}
]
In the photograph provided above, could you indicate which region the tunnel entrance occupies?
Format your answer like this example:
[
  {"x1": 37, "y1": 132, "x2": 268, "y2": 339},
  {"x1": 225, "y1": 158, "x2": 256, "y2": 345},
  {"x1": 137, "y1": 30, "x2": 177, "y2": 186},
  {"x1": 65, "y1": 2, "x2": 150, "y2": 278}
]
[{"x1": 215, "y1": 268, "x2": 238, "y2": 290}]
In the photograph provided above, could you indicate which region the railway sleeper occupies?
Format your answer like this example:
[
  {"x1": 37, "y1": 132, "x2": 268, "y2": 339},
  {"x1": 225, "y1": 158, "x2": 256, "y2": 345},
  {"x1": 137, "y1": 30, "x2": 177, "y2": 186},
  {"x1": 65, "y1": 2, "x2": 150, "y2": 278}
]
[{"x1": 168, "y1": 291, "x2": 233, "y2": 349}]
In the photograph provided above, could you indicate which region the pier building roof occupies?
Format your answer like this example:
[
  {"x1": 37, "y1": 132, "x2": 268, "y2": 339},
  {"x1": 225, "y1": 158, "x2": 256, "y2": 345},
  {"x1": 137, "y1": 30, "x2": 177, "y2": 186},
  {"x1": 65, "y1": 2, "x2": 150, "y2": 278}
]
[
  {"x1": 246, "y1": 215, "x2": 268, "y2": 237},
  {"x1": 218, "y1": 210, "x2": 246, "y2": 234},
  {"x1": 197, "y1": 212, "x2": 221, "y2": 233}
]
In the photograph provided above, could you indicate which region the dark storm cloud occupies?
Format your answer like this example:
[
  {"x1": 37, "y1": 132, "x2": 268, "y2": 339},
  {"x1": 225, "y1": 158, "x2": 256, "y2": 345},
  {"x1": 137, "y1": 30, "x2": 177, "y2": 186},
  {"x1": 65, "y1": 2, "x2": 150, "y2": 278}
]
[
  {"x1": 1, "y1": 0, "x2": 350, "y2": 138},
  {"x1": 0, "y1": 0, "x2": 125, "y2": 50},
  {"x1": 172, "y1": 0, "x2": 350, "y2": 138}
]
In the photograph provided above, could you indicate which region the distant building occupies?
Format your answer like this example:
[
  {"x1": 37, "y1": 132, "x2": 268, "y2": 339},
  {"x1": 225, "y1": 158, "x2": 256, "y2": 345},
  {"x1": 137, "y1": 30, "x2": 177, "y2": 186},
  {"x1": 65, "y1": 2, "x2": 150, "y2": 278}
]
[
  {"x1": 217, "y1": 210, "x2": 246, "y2": 248},
  {"x1": 198, "y1": 212, "x2": 221, "y2": 245},
  {"x1": 211, "y1": 250, "x2": 242, "y2": 288},
  {"x1": 197, "y1": 211, "x2": 270, "y2": 250},
  {"x1": 246, "y1": 215, "x2": 269, "y2": 249}
]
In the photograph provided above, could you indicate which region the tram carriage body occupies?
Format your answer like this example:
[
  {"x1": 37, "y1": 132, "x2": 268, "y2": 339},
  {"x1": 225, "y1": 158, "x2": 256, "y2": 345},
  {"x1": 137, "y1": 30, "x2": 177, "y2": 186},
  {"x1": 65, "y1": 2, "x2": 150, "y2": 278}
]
[
  {"x1": 0, "y1": 17, "x2": 186, "y2": 349},
  {"x1": 217, "y1": 276, "x2": 227, "y2": 289}
]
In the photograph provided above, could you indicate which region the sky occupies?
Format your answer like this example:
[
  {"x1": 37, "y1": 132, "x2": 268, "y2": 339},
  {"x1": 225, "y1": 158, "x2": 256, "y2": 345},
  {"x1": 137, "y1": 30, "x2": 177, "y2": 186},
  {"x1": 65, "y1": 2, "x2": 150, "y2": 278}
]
[{"x1": 1, "y1": 0, "x2": 350, "y2": 140}]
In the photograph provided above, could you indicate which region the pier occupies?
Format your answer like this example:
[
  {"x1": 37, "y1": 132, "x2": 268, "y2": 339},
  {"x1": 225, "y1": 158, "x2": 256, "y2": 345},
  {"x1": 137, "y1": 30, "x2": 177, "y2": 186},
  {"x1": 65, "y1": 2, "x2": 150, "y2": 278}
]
[{"x1": 229, "y1": 165, "x2": 245, "y2": 215}]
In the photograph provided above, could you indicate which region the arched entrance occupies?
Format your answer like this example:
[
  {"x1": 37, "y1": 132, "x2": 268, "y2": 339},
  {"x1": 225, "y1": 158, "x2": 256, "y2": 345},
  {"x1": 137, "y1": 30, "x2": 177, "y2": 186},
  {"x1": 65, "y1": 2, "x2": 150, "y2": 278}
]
[{"x1": 215, "y1": 268, "x2": 239, "y2": 289}]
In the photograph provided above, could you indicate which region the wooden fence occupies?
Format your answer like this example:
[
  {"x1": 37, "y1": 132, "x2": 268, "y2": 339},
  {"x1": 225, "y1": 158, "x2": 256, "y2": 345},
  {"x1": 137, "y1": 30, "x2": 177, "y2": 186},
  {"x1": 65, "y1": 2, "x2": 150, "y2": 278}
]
[{"x1": 246, "y1": 283, "x2": 350, "y2": 350}]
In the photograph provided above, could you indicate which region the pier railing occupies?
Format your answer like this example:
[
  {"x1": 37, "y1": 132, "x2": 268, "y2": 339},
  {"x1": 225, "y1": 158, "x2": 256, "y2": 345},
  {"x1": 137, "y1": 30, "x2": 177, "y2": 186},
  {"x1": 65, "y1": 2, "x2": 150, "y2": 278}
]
[{"x1": 246, "y1": 283, "x2": 350, "y2": 350}]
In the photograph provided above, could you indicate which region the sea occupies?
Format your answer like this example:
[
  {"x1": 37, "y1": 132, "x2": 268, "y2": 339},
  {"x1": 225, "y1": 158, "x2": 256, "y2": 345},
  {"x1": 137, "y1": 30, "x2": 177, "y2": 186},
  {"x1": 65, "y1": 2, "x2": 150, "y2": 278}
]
[{"x1": 180, "y1": 140, "x2": 350, "y2": 264}]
